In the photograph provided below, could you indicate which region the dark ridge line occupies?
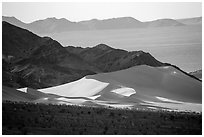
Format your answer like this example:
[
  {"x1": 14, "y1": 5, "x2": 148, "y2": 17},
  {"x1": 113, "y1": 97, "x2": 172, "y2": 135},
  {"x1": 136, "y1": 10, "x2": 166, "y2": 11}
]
[{"x1": 164, "y1": 63, "x2": 202, "y2": 82}]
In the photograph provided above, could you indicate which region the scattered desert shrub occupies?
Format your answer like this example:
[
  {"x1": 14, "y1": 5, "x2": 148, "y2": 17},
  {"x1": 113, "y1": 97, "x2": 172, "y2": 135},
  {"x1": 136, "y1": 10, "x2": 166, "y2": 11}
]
[{"x1": 2, "y1": 101, "x2": 202, "y2": 135}]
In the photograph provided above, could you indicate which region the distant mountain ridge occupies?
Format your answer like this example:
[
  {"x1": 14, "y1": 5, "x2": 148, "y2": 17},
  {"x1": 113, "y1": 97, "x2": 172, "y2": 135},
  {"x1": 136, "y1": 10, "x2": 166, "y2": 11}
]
[
  {"x1": 3, "y1": 16, "x2": 201, "y2": 34},
  {"x1": 145, "y1": 18, "x2": 184, "y2": 27},
  {"x1": 177, "y1": 17, "x2": 202, "y2": 25},
  {"x1": 79, "y1": 17, "x2": 145, "y2": 30}
]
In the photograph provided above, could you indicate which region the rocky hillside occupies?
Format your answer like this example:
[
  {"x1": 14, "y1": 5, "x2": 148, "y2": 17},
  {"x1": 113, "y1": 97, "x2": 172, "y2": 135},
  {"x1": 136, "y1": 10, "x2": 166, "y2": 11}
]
[
  {"x1": 66, "y1": 44, "x2": 165, "y2": 72},
  {"x1": 2, "y1": 21, "x2": 98, "y2": 88}
]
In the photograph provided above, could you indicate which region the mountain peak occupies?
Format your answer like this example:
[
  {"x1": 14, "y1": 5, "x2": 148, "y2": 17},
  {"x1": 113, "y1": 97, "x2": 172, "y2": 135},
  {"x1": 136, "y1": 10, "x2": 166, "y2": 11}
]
[
  {"x1": 32, "y1": 17, "x2": 72, "y2": 24},
  {"x1": 146, "y1": 18, "x2": 184, "y2": 27},
  {"x1": 90, "y1": 19, "x2": 99, "y2": 21},
  {"x1": 47, "y1": 17, "x2": 57, "y2": 20},
  {"x1": 94, "y1": 44, "x2": 112, "y2": 50},
  {"x1": 3, "y1": 16, "x2": 17, "y2": 19},
  {"x1": 45, "y1": 17, "x2": 69, "y2": 21},
  {"x1": 116, "y1": 16, "x2": 140, "y2": 22},
  {"x1": 101, "y1": 16, "x2": 142, "y2": 24}
]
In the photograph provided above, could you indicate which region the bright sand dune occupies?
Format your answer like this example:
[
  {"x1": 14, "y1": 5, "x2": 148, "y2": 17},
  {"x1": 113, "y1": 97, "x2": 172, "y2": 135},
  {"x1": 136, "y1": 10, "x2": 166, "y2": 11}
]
[
  {"x1": 27, "y1": 65, "x2": 201, "y2": 111},
  {"x1": 39, "y1": 77, "x2": 109, "y2": 97},
  {"x1": 110, "y1": 87, "x2": 136, "y2": 97},
  {"x1": 38, "y1": 77, "x2": 136, "y2": 98},
  {"x1": 17, "y1": 87, "x2": 28, "y2": 93}
]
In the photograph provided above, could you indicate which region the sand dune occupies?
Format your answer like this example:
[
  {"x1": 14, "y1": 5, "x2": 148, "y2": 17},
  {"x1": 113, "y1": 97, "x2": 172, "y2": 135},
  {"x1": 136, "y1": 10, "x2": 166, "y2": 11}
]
[
  {"x1": 110, "y1": 87, "x2": 136, "y2": 97},
  {"x1": 10, "y1": 65, "x2": 202, "y2": 112},
  {"x1": 39, "y1": 77, "x2": 109, "y2": 97}
]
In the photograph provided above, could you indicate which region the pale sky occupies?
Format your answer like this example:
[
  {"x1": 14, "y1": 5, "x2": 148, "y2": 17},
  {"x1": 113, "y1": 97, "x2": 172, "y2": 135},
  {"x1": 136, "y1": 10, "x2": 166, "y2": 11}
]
[{"x1": 2, "y1": 2, "x2": 202, "y2": 23}]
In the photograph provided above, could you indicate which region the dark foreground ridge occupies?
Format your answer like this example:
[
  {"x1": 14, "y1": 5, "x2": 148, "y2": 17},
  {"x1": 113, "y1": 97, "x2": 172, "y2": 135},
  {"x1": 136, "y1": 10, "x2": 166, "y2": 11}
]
[{"x1": 2, "y1": 101, "x2": 202, "y2": 135}]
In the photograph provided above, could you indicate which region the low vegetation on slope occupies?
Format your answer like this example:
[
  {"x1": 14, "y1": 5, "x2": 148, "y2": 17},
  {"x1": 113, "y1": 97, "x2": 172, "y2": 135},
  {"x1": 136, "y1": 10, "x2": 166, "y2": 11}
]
[{"x1": 2, "y1": 101, "x2": 201, "y2": 135}]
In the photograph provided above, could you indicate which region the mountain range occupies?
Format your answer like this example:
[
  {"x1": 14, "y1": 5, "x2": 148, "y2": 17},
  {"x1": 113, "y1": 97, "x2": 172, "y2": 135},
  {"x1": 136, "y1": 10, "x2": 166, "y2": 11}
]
[
  {"x1": 3, "y1": 21, "x2": 176, "y2": 89},
  {"x1": 2, "y1": 16, "x2": 202, "y2": 34},
  {"x1": 177, "y1": 17, "x2": 202, "y2": 25}
]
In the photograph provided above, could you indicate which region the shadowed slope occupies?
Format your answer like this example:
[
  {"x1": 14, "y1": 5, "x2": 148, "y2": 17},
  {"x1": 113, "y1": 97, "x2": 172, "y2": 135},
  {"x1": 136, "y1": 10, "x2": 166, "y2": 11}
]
[
  {"x1": 66, "y1": 44, "x2": 165, "y2": 72},
  {"x1": 2, "y1": 22, "x2": 98, "y2": 88}
]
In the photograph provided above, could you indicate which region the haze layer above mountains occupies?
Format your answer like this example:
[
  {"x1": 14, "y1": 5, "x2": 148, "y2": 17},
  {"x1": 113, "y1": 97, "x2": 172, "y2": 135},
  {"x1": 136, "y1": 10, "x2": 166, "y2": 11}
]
[{"x1": 2, "y1": 16, "x2": 202, "y2": 34}]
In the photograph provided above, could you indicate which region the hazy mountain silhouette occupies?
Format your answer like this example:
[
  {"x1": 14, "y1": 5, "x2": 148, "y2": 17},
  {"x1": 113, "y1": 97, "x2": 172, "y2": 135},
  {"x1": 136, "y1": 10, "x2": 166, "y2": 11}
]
[
  {"x1": 177, "y1": 17, "x2": 202, "y2": 25},
  {"x1": 145, "y1": 19, "x2": 184, "y2": 27},
  {"x1": 2, "y1": 16, "x2": 28, "y2": 29},
  {"x1": 2, "y1": 16, "x2": 87, "y2": 34},
  {"x1": 3, "y1": 16, "x2": 201, "y2": 34},
  {"x1": 79, "y1": 17, "x2": 145, "y2": 30},
  {"x1": 28, "y1": 17, "x2": 87, "y2": 33}
]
